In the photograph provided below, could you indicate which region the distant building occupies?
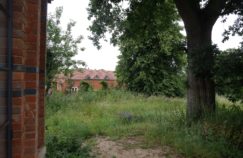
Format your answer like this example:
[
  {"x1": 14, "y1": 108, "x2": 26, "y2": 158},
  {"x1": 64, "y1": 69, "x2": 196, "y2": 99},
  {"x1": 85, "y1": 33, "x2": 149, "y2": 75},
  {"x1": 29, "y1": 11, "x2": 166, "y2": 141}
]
[{"x1": 55, "y1": 69, "x2": 117, "y2": 92}]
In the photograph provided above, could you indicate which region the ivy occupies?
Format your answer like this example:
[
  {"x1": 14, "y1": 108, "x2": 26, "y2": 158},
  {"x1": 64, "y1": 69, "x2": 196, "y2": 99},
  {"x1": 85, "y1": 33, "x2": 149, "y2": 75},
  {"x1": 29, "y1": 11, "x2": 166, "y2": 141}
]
[{"x1": 189, "y1": 45, "x2": 220, "y2": 78}]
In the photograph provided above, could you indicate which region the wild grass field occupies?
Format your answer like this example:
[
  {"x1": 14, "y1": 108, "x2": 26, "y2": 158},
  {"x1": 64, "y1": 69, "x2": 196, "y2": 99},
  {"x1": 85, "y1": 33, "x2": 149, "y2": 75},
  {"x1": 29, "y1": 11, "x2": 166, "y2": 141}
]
[{"x1": 45, "y1": 90, "x2": 243, "y2": 158}]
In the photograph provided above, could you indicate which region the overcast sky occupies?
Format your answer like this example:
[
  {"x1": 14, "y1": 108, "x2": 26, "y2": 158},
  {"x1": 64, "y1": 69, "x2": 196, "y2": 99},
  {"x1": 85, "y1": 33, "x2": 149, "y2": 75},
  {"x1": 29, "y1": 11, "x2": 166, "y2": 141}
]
[{"x1": 48, "y1": 0, "x2": 241, "y2": 71}]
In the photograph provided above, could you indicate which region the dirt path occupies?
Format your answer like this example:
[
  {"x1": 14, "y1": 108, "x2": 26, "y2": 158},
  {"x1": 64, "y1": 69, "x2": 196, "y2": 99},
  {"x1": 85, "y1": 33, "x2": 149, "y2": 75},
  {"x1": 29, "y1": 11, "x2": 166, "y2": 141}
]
[{"x1": 91, "y1": 137, "x2": 183, "y2": 158}]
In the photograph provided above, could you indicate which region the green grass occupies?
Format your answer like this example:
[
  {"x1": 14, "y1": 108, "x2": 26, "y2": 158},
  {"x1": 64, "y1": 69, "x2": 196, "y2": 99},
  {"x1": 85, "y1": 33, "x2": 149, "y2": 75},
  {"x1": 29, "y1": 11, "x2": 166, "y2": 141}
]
[{"x1": 45, "y1": 90, "x2": 243, "y2": 158}]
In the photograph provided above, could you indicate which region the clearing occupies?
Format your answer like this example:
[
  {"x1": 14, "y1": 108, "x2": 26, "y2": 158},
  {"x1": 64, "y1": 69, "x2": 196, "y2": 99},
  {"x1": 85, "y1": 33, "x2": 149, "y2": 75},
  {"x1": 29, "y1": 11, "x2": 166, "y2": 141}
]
[
  {"x1": 91, "y1": 136, "x2": 182, "y2": 158},
  {"x1": 45, "y1": 90, "x2": 243, "y2": 158}
]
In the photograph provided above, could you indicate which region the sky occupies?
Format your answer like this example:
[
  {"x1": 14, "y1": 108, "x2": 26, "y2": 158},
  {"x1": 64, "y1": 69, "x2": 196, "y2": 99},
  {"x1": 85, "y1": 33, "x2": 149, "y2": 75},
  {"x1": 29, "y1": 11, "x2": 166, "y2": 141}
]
[{"x1": 48, "y1": 0, "x2": 242, "y2": 71}]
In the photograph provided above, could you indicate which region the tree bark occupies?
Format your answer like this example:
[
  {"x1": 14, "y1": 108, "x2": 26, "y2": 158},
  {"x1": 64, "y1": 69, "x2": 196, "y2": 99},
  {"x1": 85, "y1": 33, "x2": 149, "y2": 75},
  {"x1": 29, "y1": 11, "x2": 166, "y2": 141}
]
[
  {"x1": 186, "y1": 23, "x2": 215, "y2": 119},
  {"x1": 174, "y1": 0, "x2": 226, "y2": 120}
]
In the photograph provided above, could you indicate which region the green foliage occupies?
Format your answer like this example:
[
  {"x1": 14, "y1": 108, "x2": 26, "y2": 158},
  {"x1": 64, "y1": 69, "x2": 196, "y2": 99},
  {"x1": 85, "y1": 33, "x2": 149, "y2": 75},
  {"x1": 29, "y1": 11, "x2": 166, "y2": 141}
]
[
  {"x1": 190, "y1": 45, "x2": 220, "y2": 78},
  {"x1": 46, "y1": 136, "x2": 91, "y2": 158},
  {"x1": 88, "y1": 0, "x2": 243, "y2": 119},
  {"x1": 46, "y1": 91, "x2": 243, "y2": 158},
  {"x1": 47, "y1": 7, "x2": 85, "y2": 88},
  {"x1": 46, "y1": 93, "x2": 93, "y2": 158},
  {"x1": 97, "y1": 0, "x2": 187, "y2": 96},
  {"x1": 215, "y1": 46, "x2": 243, "y2": 102},
  {"x1": 46, "y1": 93, "x2": 65, "y2": 116},
  {"x1": 100, "y1": 80, "x2": 109, "y2": 90},
  {"x1": 79, "y1": 81, "x2": 92, "y2": 92},
  {"x1": 116, "y1": 36, "x2": 186, "y2": 96},
  {"x1": 87, "y1": 0, "x2": 243, "y2": 53},
  {"x1": 222, "y1": 1, "x2": 243, "y2": 43}
]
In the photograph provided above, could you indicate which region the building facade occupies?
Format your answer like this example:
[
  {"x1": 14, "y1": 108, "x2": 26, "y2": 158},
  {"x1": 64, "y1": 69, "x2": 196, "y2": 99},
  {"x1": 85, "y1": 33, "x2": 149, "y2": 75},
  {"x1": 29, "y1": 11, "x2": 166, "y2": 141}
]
[
  {"x1": 0, "y1": 0, "x2": 51, "y2": 157},
  {"x1": 55, "y1": 69, "x2": 117, "y2": 92}
]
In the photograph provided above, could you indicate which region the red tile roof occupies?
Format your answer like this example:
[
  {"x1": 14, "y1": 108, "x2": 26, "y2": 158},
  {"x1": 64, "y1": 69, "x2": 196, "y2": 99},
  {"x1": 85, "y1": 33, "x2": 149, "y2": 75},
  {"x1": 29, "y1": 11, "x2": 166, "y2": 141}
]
[{"x1": 70, "y1": 69, "x2": 116, "y2": 80}]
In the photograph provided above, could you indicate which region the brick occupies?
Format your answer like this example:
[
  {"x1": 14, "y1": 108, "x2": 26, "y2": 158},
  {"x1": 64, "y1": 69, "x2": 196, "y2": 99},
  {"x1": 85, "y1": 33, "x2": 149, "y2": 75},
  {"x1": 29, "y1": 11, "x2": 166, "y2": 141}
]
[
  {"x1": 13, "y1": 38, "x2": 24, "y2": 49},
  {"x1": 8, "y1": 0, "x2": 48, "y2": 157},
  {"x1": 12, "y1": 114, "x2": 21, "y2": 123},
  {"x1": 13, "y1": 48, "x2": 24, "y2": 56},
  {"x1": 24, "y1": 146, "x2": 36, "y2": 154},
  {"x1": 13, "y1": 30, "x2": 25, "y2": 39},
  {"x1": 13, "y1": 139, "x2": 22, "y2": 146},
  {"x1": 24, "y1": 118, "x2": 36, "y2": 126},
  {"x1": 25, "y1": 132, "x2": 36, "y2": 139},
  {"x1": 25, "y1": 59, "x2": 38, "y2": 67},
  {"x1": 24, "y1": 139, "x2": 36, "y2": 147},
  {"x1": 12, "y1": 131, "x2": 22, "y2": 139},
  {"x1": 13, "y1": 98, "x2": 23, "y2": 106},
  {"x1": 13, "y1": 72, "x2": 24, "y2": 80},
  {"x1": 12, "y1": 144, "x2": 22, "y2": 154},
  {"x1": 13, "y1": 81, "x2": 25, "y2": 89},
  {"x1": 13, "y1": 56, "x2": 24, "y2": 64},
  {"x1": 25, "y1": 81, "x2": 37, "y2": 89},
  {"x1": 25, "y1": 96, "x2": 36, "y2": 103},
  {"x1": 13, "y1": 153, "x2": 21, "y2": 158},
  {"x1": 12, "y1": 123, "x2": 22, "y2": 131},
  {"x1": 25, "y1": 34, "x2": 37, "y2": 42},
  {"x1": 25, "y1": 42, "x2": 37, "y2": 50},
  {"x1": 25, "y1": 73, "x2": 37, "y2": 81}
]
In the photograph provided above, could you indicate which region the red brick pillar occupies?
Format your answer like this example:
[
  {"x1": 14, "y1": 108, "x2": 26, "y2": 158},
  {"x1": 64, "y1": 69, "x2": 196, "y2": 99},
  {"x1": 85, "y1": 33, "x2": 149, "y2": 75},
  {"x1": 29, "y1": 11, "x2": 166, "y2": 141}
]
[
  {"x1": 11, "y1": 0, "x2": 47, "y2": 158},
  {"x1": 12, "y1": 1, "x2": 27, "y2": 157},
  {"x1": 23, "y1": 0, "x2": 41, "y2": 157}
]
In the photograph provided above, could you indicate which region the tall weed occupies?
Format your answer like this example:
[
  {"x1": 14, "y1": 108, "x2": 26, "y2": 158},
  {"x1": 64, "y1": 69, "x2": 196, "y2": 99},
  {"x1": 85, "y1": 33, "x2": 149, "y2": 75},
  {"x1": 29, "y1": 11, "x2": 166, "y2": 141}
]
[{"x1": 46, "y1": 90, "x2": 243, "y2": 158}]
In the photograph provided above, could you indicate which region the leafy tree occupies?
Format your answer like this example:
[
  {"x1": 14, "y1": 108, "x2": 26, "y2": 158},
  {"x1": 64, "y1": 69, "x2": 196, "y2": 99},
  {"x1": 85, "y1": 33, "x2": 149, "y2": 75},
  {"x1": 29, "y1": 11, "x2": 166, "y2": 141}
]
[
  {"x1": 88, "y1": 0, "x2": 243, "y2": 120},
  {"x1": 174, "y1": 0, "x2": 242, "y2": 119},
  {"x1": 47, "y1": 7, "x2": 85, "y2": 89},
  {"x1": 215, "y1": 45, "x2": 243, "y2": 102},
  {"x1": 114, "y1": 0, "x2": 186, "y2": 97}
]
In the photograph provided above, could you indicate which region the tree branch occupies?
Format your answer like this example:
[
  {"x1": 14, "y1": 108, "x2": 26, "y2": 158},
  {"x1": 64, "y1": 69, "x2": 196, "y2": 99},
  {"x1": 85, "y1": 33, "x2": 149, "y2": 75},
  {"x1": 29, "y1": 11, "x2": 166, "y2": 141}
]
[
  {"x1": 174, "y1": 0, "x2": 198, "y2": 22},
  {"x1": 203, "y1": 0, "x2": 227, "y2": 25},
  {"x1": 174, "y1": 0, "x2": 201, "y2": 32}
]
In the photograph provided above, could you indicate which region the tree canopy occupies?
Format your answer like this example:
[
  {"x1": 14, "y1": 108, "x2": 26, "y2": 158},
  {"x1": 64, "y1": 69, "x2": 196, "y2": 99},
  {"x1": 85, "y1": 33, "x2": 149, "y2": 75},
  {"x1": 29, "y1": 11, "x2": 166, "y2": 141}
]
[
  {"x1": 47, "y1": 7, "x2": 85, "y2": 88},
  {"x1": 215, "y1": 45, "x2": 243, "y2": 102},
  {"x1": 88, "y1": 0, "x2": 243, "y2": 119},
  {"x1": 88, "y1": 0, "x2": 242, "y2": 47},
  {"x1": 115, "y1": 0, "x2": 186, "y2": 96}
]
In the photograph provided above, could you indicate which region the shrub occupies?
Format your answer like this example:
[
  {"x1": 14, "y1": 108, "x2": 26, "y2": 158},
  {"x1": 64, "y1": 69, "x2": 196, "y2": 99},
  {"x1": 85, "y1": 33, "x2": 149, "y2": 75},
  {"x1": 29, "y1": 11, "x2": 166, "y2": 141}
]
[
  {"x1": 46, "y1": 136, "x2": 91, "y2": 158},
  {"x1": 100, "y1": 80, "x2": 109, "y2": 90},
  {"x1": 215, "y1": 47, "x2": 243, "y2": 102},
  {"x1": 80, "y1": 81, "x2": 92, "y2": 92}
]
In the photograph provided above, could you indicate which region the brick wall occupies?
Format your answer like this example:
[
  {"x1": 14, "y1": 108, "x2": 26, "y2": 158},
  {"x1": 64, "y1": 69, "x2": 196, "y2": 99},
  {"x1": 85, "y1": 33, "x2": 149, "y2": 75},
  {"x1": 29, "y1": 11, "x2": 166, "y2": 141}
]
[
  {"x1": 58, "y1": 79, "x2": 117, "y2": 91},
  {"x1": 80, "y1": 80, "x2": 117, "y2": 90},
  {"x1": 11, "y1": 0, "x2": 48, "y2": 158}
]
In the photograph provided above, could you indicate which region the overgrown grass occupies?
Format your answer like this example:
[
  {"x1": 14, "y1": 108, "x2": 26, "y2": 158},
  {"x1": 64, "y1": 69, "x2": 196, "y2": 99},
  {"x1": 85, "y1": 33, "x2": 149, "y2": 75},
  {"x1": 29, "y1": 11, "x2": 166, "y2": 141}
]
[{"x1": 46, "y1": 90, "x2": 243, "y2": 158}]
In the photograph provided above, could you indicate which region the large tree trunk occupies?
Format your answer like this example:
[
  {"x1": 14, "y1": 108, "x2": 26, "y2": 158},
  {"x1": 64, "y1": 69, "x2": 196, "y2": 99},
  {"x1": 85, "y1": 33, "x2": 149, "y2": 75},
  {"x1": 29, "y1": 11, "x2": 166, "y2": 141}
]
[
  {"x1": 174, "y1": 0, "x2": 225, "y2": 120},
  {"x1": 186, "y1": 24, "x2": 215, "y2": 119}
]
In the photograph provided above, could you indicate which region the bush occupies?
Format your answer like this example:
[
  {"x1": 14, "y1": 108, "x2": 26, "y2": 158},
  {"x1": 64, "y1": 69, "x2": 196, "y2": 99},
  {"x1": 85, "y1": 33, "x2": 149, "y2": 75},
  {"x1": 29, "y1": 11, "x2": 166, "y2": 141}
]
[
  {"x1": 215, "y1": 47, "x2": 243, "y2": 102},
  {"x1": 80, "y1": 81, "x2": 93, "y2": 92},
  {"x1": 46, "y1": 92, "x2": 68, "y2": 116},
  {"x1": 46, "y1": 136, "x2": 91, "y2": 158},
  {"x1": 100, "y1": 80, "x2": 109, "y2": 90},
  {"x1": 45, "y1": 91, "x2": 95, "y2": 157}
]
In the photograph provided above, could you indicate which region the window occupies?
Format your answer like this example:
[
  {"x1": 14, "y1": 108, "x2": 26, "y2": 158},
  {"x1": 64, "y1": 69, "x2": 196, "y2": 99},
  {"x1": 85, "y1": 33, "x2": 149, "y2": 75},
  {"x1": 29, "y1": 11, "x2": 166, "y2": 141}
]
[{"x1": 71, "y1": 87, "x2": 78, "y2": 92}]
